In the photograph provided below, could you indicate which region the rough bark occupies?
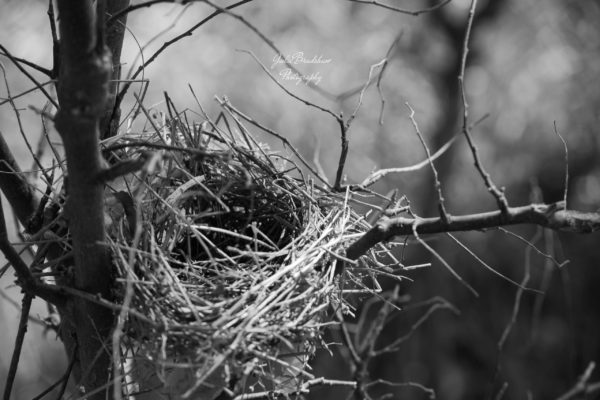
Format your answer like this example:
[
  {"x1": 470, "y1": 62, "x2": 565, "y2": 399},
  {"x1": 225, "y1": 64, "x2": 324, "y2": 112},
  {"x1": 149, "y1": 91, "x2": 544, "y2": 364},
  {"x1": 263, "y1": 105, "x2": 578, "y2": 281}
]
[
  {"x1": 54, "y1": 1, "x2": 115, "y2": 397},
  {"x1": 346, "y1": 202, "x2": 600, "y2": 261}
]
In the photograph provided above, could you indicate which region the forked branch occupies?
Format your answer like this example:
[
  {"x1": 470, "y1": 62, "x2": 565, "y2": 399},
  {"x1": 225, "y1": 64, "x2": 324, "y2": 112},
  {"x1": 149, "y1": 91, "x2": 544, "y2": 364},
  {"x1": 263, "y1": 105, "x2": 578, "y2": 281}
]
[{"x1": 345, "y1": 202, "x2": 600, "y2": 261}]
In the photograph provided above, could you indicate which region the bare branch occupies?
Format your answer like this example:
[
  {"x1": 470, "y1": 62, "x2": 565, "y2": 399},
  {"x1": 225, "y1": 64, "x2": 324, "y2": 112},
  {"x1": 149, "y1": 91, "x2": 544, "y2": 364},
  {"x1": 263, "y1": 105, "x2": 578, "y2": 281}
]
[
  {"x1": 0, "y1": 63, "x2": 52, "y2": 185},
  {"x1": 107, "y1": 0, "x2": 189, "y2": 26},
  {"x1": 113, "y1": 0, "x2": 254, "y2": 116},
  {"x1": 0, "y1": 50, "x2": 53, "y2": 77},
  {"x1": 232, "y1": 377, "x2": 357, "y2": 399},
  {"x1": 343, "y1": 0, "x2": 452, "y2": 15},
  {"x1": 0, "y1": 80, "x2": 55, "y2": 107},
  {"x1": 365, "y1": 379, "x2": 436, "y2": 400},
  {"x1": 360, "y1": 114, "x2": 489, "y2": 187},
  {"x1": 553, "y1": 122, "x2": 569, "y2": 208},
  {"x1": 215, "y1": 95, "x2": 333, "y2": 189},
  {"x1": 31, "y1": 349, "x2": 76, "y2": 400},
  {"x1": 458, "y1": 0, "x2": 509, "y2": 214},
  {"x1": 345, "y1": 202, "x2": 600, "y2": 262},
  {"x1": 0, "y1": 46, "x2": 58, "y2": 108},
  {"x1": 0, "y1": 200, "x2": 66, "y2": 305},
  {"x1": 334, "y1": 120, "x2": 350, "y2": 190},
  {"x1": 0, "y1": 130, "x2": 39, "y2": 227},
  {"x1": 447, "y1": 233, "x2": 535, "y2": 291},
  {"x1": 499, "y1": 227, "x2": 567, "y2": 268},
  {"x1": 100, "y1": 0, "x2": 132, "y2": 140},
  {"x1": 556, "y1": 362, "x2": 599, "y2": 400},
  {"x1": 413, "y1": 223, "x2": 478, "y2": 296},
  {"x1": 239, "y1": 49, "x2": 339, "y2": 120},
  {"x1": 47, "y1": 0, "x2": 59, "y2": 78},
  {"x1": 406, "y1": 102, "x2": 449, "y2": 223},
  {"x1": 2, "y1": 294, "x2": 33, "y2": 400}
]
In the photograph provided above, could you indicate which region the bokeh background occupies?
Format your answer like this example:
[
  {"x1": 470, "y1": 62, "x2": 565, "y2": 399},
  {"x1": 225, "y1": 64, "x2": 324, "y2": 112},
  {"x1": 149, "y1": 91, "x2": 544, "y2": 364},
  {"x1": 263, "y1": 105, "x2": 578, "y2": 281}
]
[{"x1": 1, "y1": 0, "x2": 599, "y2": 398}]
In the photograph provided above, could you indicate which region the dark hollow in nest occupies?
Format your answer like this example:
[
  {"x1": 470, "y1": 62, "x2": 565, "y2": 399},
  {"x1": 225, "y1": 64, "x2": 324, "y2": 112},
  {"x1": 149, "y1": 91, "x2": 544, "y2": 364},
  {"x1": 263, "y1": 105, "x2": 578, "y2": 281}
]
[{"x1": 155, "y1": 151, "x2": 306, "y2": 263}]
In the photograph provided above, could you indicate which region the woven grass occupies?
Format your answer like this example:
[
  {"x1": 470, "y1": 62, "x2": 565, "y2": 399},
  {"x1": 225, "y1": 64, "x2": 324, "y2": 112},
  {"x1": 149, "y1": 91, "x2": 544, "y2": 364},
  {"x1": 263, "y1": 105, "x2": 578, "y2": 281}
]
[{"x1": 100, "y1": 106, "x2": 388, "y2": 398}]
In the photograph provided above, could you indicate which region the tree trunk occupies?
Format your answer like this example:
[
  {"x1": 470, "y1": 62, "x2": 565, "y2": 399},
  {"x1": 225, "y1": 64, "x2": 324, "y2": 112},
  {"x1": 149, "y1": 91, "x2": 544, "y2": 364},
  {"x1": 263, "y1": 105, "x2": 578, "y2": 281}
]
[{"x1": 54, "y1": 1, "x2": 115, "y2": 397}]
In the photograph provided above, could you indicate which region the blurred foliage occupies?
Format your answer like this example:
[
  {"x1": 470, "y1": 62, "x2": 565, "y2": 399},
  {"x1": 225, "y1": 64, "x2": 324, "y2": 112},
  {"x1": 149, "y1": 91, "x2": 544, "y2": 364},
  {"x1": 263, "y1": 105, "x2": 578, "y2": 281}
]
[{"x1": 1, "y1": 0, "x2": 599, "y2": 398}]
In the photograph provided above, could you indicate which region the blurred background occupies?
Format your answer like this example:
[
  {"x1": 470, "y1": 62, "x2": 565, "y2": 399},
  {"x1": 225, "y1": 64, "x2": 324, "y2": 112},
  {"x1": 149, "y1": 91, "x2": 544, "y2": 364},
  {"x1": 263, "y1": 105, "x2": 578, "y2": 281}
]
[{"x1": 1, "y1": 0, "x2": 599, "y2": 398}]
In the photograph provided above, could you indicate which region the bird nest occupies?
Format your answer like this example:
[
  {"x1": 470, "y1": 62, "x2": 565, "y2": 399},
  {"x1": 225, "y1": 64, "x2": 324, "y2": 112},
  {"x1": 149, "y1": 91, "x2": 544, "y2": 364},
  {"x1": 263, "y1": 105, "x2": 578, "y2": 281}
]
[{"x1": 101, "y1": 109, "x2": 388, "y2": 399}]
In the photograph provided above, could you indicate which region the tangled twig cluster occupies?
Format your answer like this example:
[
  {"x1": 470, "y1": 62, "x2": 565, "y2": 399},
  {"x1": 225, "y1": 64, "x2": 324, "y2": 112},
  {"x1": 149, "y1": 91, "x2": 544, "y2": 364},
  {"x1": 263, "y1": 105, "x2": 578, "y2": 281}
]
[{"x1": 101, "y1": 107, "x2": 389, "y2": 398}]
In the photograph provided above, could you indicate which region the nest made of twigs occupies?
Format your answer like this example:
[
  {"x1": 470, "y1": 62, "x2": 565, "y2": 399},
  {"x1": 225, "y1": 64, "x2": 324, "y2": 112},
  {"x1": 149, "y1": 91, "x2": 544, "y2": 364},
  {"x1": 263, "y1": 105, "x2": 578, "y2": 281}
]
[{"x1": 101, "y1": 109, "x2": 385, "y2": 399}]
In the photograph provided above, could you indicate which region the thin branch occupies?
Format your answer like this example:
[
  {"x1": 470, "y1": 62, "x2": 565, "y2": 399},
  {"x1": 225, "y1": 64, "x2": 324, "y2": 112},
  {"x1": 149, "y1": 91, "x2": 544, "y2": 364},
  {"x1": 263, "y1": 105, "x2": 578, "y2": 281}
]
[
  {"x1": 113, "y1": 0, "x2": 254, "y2": 116},
  {"x1": 215, "y1": 94, "x2": 333, "y2": 189},
  {"x1": 406, "y1": 102, "x2": 449, "y2": 223},
  {"x1": 1, "y1": 63, "x2": 52, "y2": 184},
  {"x1": 413, "y1": 223, "x2": 478, "y2": 296},
  {"x1": 553, "y1": 122, "x2": 569, "y2": 208},
  {"x1": 494, "y1": 382, "x2": 509, "y2": 400},
  {"x1": 457, "y1": 0, "x2": 509, "y2": 214},
  {"x1": 232, "y1": 377, "x2": 357, "y2": 399},
  {"x1": 556, "y1": 362, "x2": 598, "y2": 400},
  {"x1": 365, "y1": 379, "x2": 436, "y2": 400},
  {"x1": 0, "y1": 46, "x2": 58, "y2": 108},
  {"x1": 47, "y1": 0, "x2": 59, "y2": 78},
  {"x1": 207, "y1": 0, "x2": 337, "y2": 100},
  {"x1": 0, "y1": 50, "x2": 53, "y2": 77},
  {"x1": 0, "y1": 130, "x2": 39, "y2": 226},
  {"x1": 447, "y1": 233, "x2": 536, "y2": 291},
  {"x1": 0, "y1": 80, "x2": 55, "y2": 106},
  {"x1": 360, "y1": 114, "x2": 489, "y2": 187},
  {"x1": 334, "y1": 120, "x2": 350, "y2": 190},
  {"x1": 343, "y1": 0, "x2": 452, "y2": 15},
  {"x1": 332, "y1": 52, "x2": 398, "y2": 191},
  {"x1": 30, "y1": 347, "x2": 76, "y2": 400},
  {"x1": 238, "y1": 49, "x2": 339, "y2": 120},
  {"x1": 376, "y1": 33, "x2": 400, "y2": 125},
  {"x1": 488, "y1": 229, "x2": 538, "y2": 399},
  {"x1": 2, "y1": 294, "x2": 33, "y2": 400},
  {"x1": 345, "y1": 202, "x2": 600, "y2": 262},
  {"x1": 347, "y1": 59, "x2": 387, "y2": 127},
  {"x1": 0, "y1": 199, "x2": 66, "y2": 305},
  {"x1": 106, "y1": 0, "x2": 191, "y2": 26},
  {"x1": 498, "y1": 227, "x2": 567, "y2": 268},
  {"x1": 312, "y1": 134, "x2": 329, "y2": 184},
  {"x1": 498, "y1": 229, "x2": 536, "y2": 349}
]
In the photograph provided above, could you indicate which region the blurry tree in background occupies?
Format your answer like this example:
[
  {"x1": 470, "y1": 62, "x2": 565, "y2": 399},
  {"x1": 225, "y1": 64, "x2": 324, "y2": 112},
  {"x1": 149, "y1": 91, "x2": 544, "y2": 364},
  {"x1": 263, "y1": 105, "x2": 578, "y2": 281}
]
[{"x1": 1, "y1": 0, "x2": 600, "y2": 399}]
